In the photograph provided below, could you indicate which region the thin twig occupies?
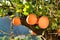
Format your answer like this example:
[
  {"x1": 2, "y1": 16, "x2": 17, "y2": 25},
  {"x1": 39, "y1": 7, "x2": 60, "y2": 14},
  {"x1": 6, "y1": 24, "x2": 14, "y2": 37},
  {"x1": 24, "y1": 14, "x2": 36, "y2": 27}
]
[
  {"x1": 56, "y1": 0, "x2": 58, "y2": 10},
  {"x1": 9, "y1": 0, "x2": 15, "y2": 8},
  {"x1": 48, "y1": 33, "x2": 57, "y2": 34}
]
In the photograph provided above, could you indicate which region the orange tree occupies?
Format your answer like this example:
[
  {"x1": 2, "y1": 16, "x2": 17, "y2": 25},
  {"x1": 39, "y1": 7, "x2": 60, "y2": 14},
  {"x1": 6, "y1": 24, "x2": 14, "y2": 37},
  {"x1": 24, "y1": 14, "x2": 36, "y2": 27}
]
[{"x1": 0, "y1": 0, "x2": 60, "y2": 35}]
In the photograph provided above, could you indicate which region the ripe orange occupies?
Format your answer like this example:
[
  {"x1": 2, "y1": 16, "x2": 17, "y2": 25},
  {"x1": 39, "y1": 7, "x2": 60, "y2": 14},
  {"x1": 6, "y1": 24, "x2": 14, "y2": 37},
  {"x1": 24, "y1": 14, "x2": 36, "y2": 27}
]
[
  {"x1": 57, "y1": 29, "x2": 60, "y2": 34},
  {"x1": 38, "y1": 16, "x2": 49, "y2": 29},
  {"x1": 26, "y1": 13, "x2": 37, "y2": 25},
  {"x1": 12, "y1": 17, "x2": 21, "y2": 26}
]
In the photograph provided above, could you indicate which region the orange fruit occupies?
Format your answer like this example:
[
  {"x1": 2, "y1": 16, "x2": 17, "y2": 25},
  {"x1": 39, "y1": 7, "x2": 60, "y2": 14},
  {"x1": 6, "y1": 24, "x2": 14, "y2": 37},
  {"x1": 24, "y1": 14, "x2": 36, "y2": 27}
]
[
  {"x1": 38, "y1": 16, "x2": 49, "y2": 29},
  {"x1": 26, "y1": 13, "x2": 37, "y2": 25},
  {"x1": 57, "y1": 29, "x2": 60, "y2": 34},
  {"x1": 12, "y1": 17, "x2": 21, "y2": 26}
]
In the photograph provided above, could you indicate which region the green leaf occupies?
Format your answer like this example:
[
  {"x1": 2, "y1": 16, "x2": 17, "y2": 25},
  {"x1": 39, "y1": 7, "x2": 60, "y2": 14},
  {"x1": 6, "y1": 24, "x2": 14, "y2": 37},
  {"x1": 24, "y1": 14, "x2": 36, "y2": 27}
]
[
  {"x1": 23, "y1": 11, "x2": 29, "y2": 16},
  {"x1": 35, "y1": 25, "x2": 40, "y2": 29}
]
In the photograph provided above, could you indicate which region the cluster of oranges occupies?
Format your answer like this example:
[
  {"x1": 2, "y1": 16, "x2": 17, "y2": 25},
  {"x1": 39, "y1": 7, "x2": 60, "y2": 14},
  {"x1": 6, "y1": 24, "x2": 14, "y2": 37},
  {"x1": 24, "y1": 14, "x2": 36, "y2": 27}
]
[
  {"x1": 26, "y1": 13, "x2": 49, "y2": 29},
  {"x1": 12, "y1": 13, "x2": 60, "y2": 35},
  {"x1": 12, "y1": 13, "x2": 49, "y2": 29}
]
